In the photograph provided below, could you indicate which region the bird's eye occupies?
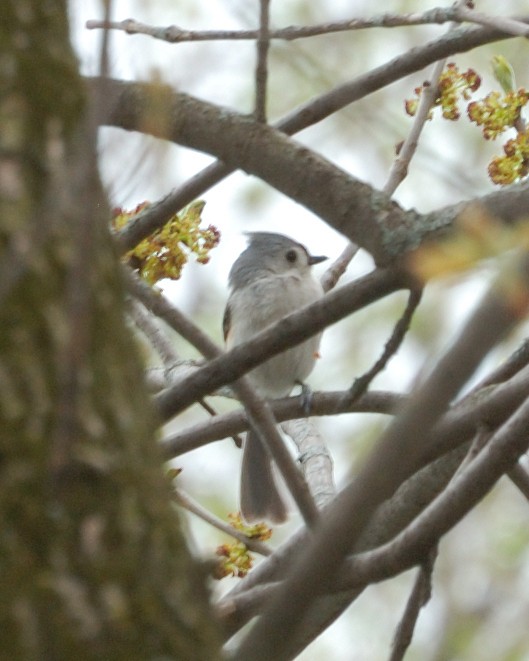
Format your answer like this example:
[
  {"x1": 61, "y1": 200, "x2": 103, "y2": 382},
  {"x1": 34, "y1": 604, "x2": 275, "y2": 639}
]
[{"x1": 285, "y1": 249, "x2": 297, "y2": 263}]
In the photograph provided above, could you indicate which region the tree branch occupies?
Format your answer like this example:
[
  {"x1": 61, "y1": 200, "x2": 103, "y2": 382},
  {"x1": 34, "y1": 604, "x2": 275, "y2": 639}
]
[
  {"x1": 86, "y1": 8, "x2": 529, "y2": 44},
  {"x1": 455, "y1": 6, "x2": 529, "y2": 37},
  {"x1": 254, "y1": 0, "x2": 270, "y2": 123},
  {"x1": 388, "y1": 548, "x2": 436, "y2": 661},
  {"x1": 85, "y1": 7, "x2": 462, "y2": 44},
  {"x1": 99, "y1": 73, "x2": 529, "y2": 264},
  {"x1": 161, "y1": 389, "x2": 402, "y2": 458},
  {"x1": 173, "y1": 488, "x2": 272, "y2": 557},
  {"x1": 348, "y1": 287, "x2": 422, "y2": 401},
  {"x1": 283, "y1": 418, "x2": 335, "y2": 509},
  {"x1": 337, "y1": 392, "x2": 529, "y2": 592}
]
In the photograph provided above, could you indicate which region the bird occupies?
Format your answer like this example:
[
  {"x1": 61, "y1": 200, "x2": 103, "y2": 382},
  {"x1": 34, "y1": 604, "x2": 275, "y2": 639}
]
[{"x1": 223, "y1": 232, "x2": 327, "y2": 522}]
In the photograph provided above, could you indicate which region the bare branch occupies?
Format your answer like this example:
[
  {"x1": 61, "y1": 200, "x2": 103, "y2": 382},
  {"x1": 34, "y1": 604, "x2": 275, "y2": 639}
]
[
  {"x1": 383, "y1": 53, "x2": 449, "y2": 194},
  {"x1": 338, "y1": 390, "x2": 529, "y2": 592},
  {"x1": 203, "y1": 363, "x2": 529, "y2": 644},
  {"x1": 173, "y1": 489, "x2": 272, "y2": 557},
  {"x1": 455, "y1": 6, "x2": 529, "y2": 37},
  {"x1": 128, "y1": 300, "x2": 179, "y2": 367},
  {"x1": 424, "y1": 364, "x2": 529, "y2": 463},
  {"x1": 126, "y1": 272, "x2": 242, "y2": 446},
  {"x1": 274, "y1": 19, "x2": 528, "y2": 136},
  {"x1": 161, "y1": 389, "x2": 403, "y2": 458},
  {"x1": 321, "y1": 242, "x2": 359, "y2": 292},
  {"x1": 388, "y1": 549, "x2": 436, "y2": 661},
  {"x1": 217, "y1": 582, "x2": 278, "y2": 636},
  {"x1": 220, "y1": 361, "x2": 529, "y2": 645},
  {"x1": 348, "y1": 287, "x2": 422, "y2": 402},
  {"x1": 113, "y1": 160, "x2": 231, "y2": 256},
  {"x1": 236, "y1": 378, "x2": 319, "y2": 526},
  {"x1": 85, "y1": 7, "x2": 461, "y2": 44},
  {"x1": 223, "y1": 377, "x2": 529, "y2": 647},
  {"x1": 282, "y1": 419, "x2": 335, "y2": 509},
  {"x1": 219, "y1": 444, "x2": 469, "y2": 643},
  {"x1": 383, "y1": 0, "x2": 473, "y2": 197},
  {"x1": 472, "y1": 338, "x2": 529, "y2": 390},
  {"x1": 254, "y1": 0, "x2": 271, "y2": 123},
  {"x1": 508, "y1": 462, "x2": 529, "y2": 502}
]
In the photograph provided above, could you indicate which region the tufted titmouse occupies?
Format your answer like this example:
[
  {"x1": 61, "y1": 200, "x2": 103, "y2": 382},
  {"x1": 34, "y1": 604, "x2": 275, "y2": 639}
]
[{"x1": 223, "y1": 232, "x2": 327, "y2": 523}]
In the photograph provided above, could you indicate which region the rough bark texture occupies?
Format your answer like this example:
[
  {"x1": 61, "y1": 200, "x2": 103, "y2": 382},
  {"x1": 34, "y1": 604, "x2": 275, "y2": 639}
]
[{"x1": 0, "y1": 3, "x2": 220, "y2": 658}]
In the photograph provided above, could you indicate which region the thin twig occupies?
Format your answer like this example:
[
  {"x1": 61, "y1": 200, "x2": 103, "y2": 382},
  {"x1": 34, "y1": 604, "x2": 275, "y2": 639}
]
[
  {"x1": 384, "y1": 56, "x2": 449, "y2": 194},
  {"x1": 128, "y1": 299, "x2": 179, "y2": 367},
  {"x1": 348, "y1": 288, "x2": 423, "y2": 403},
  {"x1": 384, "y1": 0, "x2": 469, "y2": 196},
  {"x1": 321, "y1": 242, "x2": 359, "y2": 292},
  {"x1": 344, "y1": 9, "x2": 461, "y2": 413},
  {"x1": 455, "y1": 6, "x2": 529, "y2": 37},
  {"x1": 86, "y1": 8, "x2": 461, "y2": 44},
  {"x1": 127, "y1": 278, "x2": 244, "y2": 446},
  {"x1": 388, "y1": 548, "x2": 437, "y2": 661},
  {"x1": 321, "y1": 13, "x2": 454, "y2": 296},
  {"x1": 173, "y1": 488, "x2": 272, "y2": 556},
  {"x1": 471, "y1": 338, "x2": 529, "y2": 391},
  {"x1": 254, "y1": 0, "x2": 271, "y2": 123}
]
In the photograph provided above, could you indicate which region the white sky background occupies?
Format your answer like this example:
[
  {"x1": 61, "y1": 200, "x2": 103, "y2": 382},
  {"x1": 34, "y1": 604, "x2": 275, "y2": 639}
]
[{"x1": 70, "y1": 2, "x2": 529, "y2": 659}]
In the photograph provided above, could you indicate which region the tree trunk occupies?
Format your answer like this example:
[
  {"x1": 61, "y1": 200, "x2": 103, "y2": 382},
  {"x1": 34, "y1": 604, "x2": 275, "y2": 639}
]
[{"x1": 0, "y1": 2, "x2": 220, "y2": 658}]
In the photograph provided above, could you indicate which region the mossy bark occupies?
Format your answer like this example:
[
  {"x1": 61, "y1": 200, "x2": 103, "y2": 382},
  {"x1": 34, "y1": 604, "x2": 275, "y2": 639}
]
[{"x1": 0, "y1": 2, "x2": 220, "y2": 658}]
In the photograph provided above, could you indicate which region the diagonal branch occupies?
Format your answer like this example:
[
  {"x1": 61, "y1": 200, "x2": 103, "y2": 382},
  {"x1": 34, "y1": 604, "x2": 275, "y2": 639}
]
[
  {"x1": 388, "y1": 548, "x2": 436, "y2": 661},
  {"x1": 99, "y1": 75, "x2": 529, "y2": 264},
  {"x1": 348, "y1": 287, "x2": 422, "y2": 401},
  {"x1": 337, "y1": 392, "x2": 529, "y2": 593}
]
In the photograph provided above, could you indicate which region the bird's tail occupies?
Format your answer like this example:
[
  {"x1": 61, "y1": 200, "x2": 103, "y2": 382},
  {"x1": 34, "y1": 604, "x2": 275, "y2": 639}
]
[{"x1": 240, "y1": 430, "x2": 287, "y2": 524}]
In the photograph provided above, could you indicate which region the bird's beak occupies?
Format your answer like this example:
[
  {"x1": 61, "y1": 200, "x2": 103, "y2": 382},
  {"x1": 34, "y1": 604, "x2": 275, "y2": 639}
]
[{"x1": 308, "y1": 254, "x2": 328, "y2": 266}]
